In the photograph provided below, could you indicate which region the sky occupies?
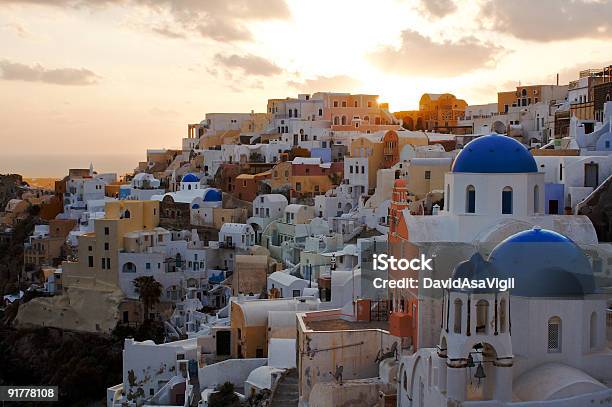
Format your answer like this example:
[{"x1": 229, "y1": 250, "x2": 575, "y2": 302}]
[{"x1": 0, "y1": 0, "x2": 611, "y2": 176}]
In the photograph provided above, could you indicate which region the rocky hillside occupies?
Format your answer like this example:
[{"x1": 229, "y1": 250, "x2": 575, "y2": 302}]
[{"x1": 0, "y1": 326, "x2": 123, "y2": 406}]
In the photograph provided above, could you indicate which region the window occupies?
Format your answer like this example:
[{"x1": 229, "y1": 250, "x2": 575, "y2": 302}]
[
  {"x1": 292, "y1": 289, "x2": 301, "y2": 297},
  {"x1": 106, "y1": 258, "x2": 110, "y2": 269},
  {"x1": 318, "y1": 108, "x2": 322, "y2": 116},
  {"x1": 559, "y1": 163, "x2": 563, "y2": 181},
  {"x1": 533, "y1": 185, "x2": 539, "y2": 213},
  {"x1": 101, "y1": 258, "x2": 106, "y2": 269},
  {"x1": 476, "y1": 300, "x2": 489, "y2": 334},
  {"x1": 424, "y1": 170, "x2": 431, "y2": 180},
  {"x1": 502, "y1": 186, "x2": 513, "y2": 214},
  {"x1": 548, "y1": 316, "x2": 562, "y2": 352},
  {"x1": 341, "y1": 116, "x2": 347, "y2": 125},
  {"x1": 296, "y1": 182, "x2": 301, "y2": 191},
  {"x1": 146, "y1": 263, "x2": 151, "y2": 270},
  {"x1": 104, "y1": 242, "x2": 109, "y2": 250},
  {"x1": 499, "y1": 298, "x2": 506, "y2": 333},
  {"x1": 333, "y1": 116, "x2": 339, "y2": 125},
  {"x1": 104, "y1": 227, "x2": 110, "y2": 235},
  {"x1": 465, "y1": 185, "x2": 476, "y2": 213},
  {"x1": 341, "y1": 101, "x2": 346, "y2": 107},
  {"x1": 88, "y1": 256, "x2": 93, "y2": 268},
  {"x1": 333, "y1": 101, "x2": 338, "y2": 107},
  {"x1": 453, "y1": 299, "x2": 462, "y2": 333},
  {"x1": 590, "y1": 312, "x2": 597, "y2": 349}
]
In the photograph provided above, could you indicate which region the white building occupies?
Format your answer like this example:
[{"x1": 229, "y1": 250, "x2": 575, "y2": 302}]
[
  {"x1": 218, "y1": 223, "x2": 255, "y2": 250},
  {"x1": 267, "y1": 271, "x2": 310, "y2": 298},
  {"x1": 398, "y1": 228, "x2": 612, "y2": 406},
  {"x1": 121, "y1": 173, "x2": 164, "y2": 201}
]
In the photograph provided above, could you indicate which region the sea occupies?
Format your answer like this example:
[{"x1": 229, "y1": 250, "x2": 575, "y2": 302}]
[{"x1": 0, "y1": 153, "x2": 143, "y2": 178}]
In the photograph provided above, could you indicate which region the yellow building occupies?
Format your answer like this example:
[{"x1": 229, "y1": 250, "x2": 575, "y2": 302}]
[
  {"x1": 350, "y1": 135, "x2": 385, "y2": 190},
  {"x1": 63, "y1": 200, "x2": 160, "y2": 288},
  {"x1": 269, "y1": 161, "x2": 292, "y2": 191},
  {"x1": 240, "y1": 113, "x2": 270, "y2": 133},
  {"x1": 395, "y1": 93, "x2": 468, "y2": 132},
  {"x1": 231, "y1": 297, "x2": 319, "y2": 358}
]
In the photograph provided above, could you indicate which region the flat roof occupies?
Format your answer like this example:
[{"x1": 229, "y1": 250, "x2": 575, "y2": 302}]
[{"x1": 306, "y1": 319, "x2": 388, "y2": 332}]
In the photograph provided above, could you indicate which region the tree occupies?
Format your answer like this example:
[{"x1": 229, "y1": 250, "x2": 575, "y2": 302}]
[
  {"x1": 132, "y1": 276, "x2": 163, "y2": 322},
  {"x1": 209, "y1": 382, "x2": 240, "y2": 407}
]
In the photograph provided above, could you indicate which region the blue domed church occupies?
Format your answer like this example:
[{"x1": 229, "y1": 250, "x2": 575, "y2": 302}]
[
  {"x1": 397, "y1": 227, "x2": 611, "y2": 406},
  {"x1": 390, "y1": 135, "x2": 612, "y2": 406}
]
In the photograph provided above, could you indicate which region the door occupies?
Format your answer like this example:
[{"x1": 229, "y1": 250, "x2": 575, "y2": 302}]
[
  {"x1": 584, "y1": 163, "x2": 599, "y2": 188},
  {"x1": 548, "y1": 199, "x2": 559, "y2": 214},
  {"x1": 216, "y1": 330, "x2": 231, "y2": 356}
]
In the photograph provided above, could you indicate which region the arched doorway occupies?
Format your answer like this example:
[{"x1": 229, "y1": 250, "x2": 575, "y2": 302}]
[
  {"x1": 402, "y1": 116, "x2": 414, "y2": 130},
  {"x1": 415, "y1": 117, "x2": 425, "y2": 131},
  {"x1": 466, "y1": 342, "x2": 498, "y2": 401}
]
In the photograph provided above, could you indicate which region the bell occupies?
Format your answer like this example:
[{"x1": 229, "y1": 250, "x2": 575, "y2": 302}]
[
  {"x1": 467, "y1": 354, "x2": 475, "y2": 368},
  {"x1": 474, "y1": 362, "x2": 486, "y2": 384}
]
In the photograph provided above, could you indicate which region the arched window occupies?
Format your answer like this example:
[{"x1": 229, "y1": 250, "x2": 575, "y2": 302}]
[
  {"x1": 188, "y1": 184, "x2": 192, "y2": 190},
  {"x1": 333, "y1": 116, "x2": 339, "y2": 125},
  {"x1": 533, "y1": 185, "x2": 539, "y2": 213},
  {"x1": 403, "y1": 370, "x2": 407, "y2": 391},
  {"x1": 354, "y1": 101, "x2": 358, "y2": 107},
  {"x1": 288, "y1": 109, "x2": 292, "y2": 118},
  {"x1": 341, "y1": 116, "x2": 347, "y2": 125},
  {"x1": 453, "y1": 298, "x2": 462, "y2": 333},
  {"x1": 124, "y1": 210, "x2": 131, "y2": 219},
  {"x1": 548, "y1": 316, "x2": 562, "y2": 352},
  {"x1": 502, "y1": 186, "x2": 513, "y2": 214},
  {"x1": 521, "y1": 89, "x2": 527, "y2": 97},
  {"x1": 122, "y1": 262, "x2": 136, "y2": 273},
  {"x1": 499, "y1": 298, "x2": 507, "y2": 333},
  {"x1": 465, "y1": 185, "x2": 476, "y2": 213},
  {"x1": 476, "y1": 300, "x2": 489, "y2": 334},
  {"x1": 363, "y1": 115, "x2": 369, "y2": 123},
  {"x1": 590, "y1": 312, "x2": 597, "y2": 349}
]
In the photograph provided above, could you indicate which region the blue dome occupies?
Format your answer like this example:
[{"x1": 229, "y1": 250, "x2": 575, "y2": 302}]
[
  {"x1": 488, "y1": 227, "x2": 595, "y2": 297},
  {"x1": 182, "y1": 173, "x2": 200, "y2": 183},
  {"x1": 451, "y1": 253, "x2": 500, "y2": 293},
  {"x1": 203, "y1": 188, "x2": 222, "y2": 202},
  {"x1": 452, "y1": 134, "x2": 537, "y2": 173}
]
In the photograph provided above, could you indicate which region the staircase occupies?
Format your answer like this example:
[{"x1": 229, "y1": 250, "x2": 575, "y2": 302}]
[{"x1": 270, "y1": 370, "x2": 299, "y2": 407}]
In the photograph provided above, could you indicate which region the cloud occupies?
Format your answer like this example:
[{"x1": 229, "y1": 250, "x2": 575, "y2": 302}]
[
  {"x1": 152, "y1": 25, "x2": 184, "y2": 39},
  {"x1": 418, "y1": 0, "x2": 456, "y2": 18},
  {"x1": 287, "y1": 75, "x2": 361, "y2": 93},
  {"x1": 480, "y1": 0, "x2": 612, "y2": 42},
  {"x1": 0, "y1": 60, "x2": 99, "y2": 85},
  {"x1": 2, "y1": 0, "x2": 291, "y2": 43},
  {"x1": 370, "y1": 30, "x2": 503, "y2": 77},
  {"x1": 3, "y1": 22, "x2": 31, "y2": 38},
  {"x1": 197, "y1": 20, "x2": 252, "y2": 42},
  {"x1": 213, "y1": 53, "x2": 282, "y2": 76}
]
